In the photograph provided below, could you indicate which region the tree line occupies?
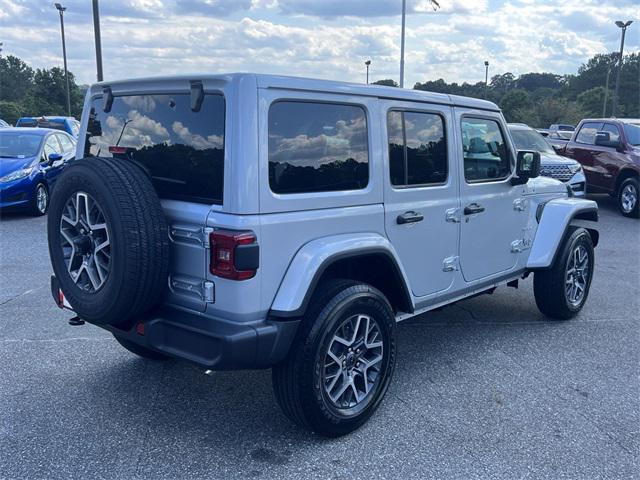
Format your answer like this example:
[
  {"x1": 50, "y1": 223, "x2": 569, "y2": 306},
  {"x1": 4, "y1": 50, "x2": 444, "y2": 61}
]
[
  {"x1": 378, "y1": 52, "x2": 639, "y2": 127},
  {"x1": 0, "y1": 51, "x2": 638, "y2": 128}
]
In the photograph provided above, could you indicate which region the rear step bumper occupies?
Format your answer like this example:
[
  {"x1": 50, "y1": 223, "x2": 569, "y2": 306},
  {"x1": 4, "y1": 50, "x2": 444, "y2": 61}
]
[{"x1": 51, "y1": 276, "x2": 299, "y2": 370}]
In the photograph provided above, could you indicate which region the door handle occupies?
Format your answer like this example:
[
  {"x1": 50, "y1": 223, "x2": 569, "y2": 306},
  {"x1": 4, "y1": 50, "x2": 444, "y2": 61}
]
[
  {"x1": 397, "y1": 211, "x2": 424, "y2": 224},
  {"x1": 464, "y1": 203, "x2": 485, "y2": 215}
]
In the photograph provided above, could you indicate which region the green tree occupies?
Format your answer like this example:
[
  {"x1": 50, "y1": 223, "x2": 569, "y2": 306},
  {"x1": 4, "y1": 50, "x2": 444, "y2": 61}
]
[
  {"x1": 372, "y1": 79, "x2": 399, "y2": 87},
  {"x1": 499, "y1": 89, "x2": 533, "y2": 123},
  {"x1": 577, "y1": 86, "x2": 609, "y2": 117},
  {"x1": 516, "y1": 72, "x2": 564, "y2": 92},
  {"x1": 0, "y1": 55, "x2": 34, "y2": 102},
  {"x1": 0, "y1": 101, "x2": 22, "y2": 124}
]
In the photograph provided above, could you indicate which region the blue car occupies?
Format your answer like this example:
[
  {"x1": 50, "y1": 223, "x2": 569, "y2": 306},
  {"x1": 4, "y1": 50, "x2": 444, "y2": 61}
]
[
  {"x1": 16, "y1": 116, "x2": 80, "y2": 138},
  {"x1": 0, "y1": 128, "x2": 76, "y2": 216}
]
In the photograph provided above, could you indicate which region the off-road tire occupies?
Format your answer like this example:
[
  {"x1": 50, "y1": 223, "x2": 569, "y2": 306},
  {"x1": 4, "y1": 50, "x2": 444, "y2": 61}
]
[
  {"x1": 272, "y1": 280, "x2": 397, "y2": 437},
  {"x1": 47, "y1": 157, "x2": 169, "y2": 327},
  {"x1": 113, "y1": 335, "x2": 170, "y2": 361},
  {"x1": 534, "y1": 228, "x2": 594, "y2": 320}
]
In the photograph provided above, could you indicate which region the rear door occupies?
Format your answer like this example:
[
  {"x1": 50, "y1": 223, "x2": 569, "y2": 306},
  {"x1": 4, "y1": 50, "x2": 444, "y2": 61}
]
[
  {"x1": 83, "y1": 90, "x2": 227, "y2": 312},
  {"x1": 456, "y1": 110, "x2": 528, "y2": 283},
  {"x1": 381, "y1": 101, "x2": 460, "y2": 297}
]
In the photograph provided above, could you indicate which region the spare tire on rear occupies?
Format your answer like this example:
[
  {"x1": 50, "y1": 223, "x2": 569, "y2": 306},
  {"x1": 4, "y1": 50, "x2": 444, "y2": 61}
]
[{"x1": 47, "y1": 157, "x2": 169, "y2": 327}]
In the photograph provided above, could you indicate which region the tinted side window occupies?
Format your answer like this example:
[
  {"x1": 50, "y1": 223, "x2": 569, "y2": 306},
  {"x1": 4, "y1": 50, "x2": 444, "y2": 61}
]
[
  {"x1": 461, "y1": 118, "x2": 510, "y2": 182},
  {"x1": 387, "y1": 110, "x2": 447, "y2": 186},
  {"x1": 268, "y1": 101, "x2": 369, "y2": 194},
  {"x1": 602, "y1": 123, "x2": 621, "y2": 143},
  {"x1": 575, "y1": 122, "x2": 603, "y2": 145},
  {"x1": 86, "y1": 93, "x2": 225, "y2": 205}
]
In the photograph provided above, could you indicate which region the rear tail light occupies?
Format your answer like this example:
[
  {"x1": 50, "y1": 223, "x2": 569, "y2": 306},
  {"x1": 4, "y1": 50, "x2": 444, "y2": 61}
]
[
  {"x1": 209, "y1": 230, "x2": 259, "y2": 280},
  {"x1": 108, "y1": 146, "x2": 128, "y2": 154}
]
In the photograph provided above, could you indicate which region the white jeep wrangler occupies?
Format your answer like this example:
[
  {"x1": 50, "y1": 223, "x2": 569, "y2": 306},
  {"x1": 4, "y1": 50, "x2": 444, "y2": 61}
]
[{"x1": 48, "y1": 74, "x2": 598, "y2": 437}]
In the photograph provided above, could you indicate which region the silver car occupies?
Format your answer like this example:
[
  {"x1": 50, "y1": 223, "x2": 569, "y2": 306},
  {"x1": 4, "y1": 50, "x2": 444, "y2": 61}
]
[{"x1": 509, "y1": 123, "x2": 586, "y2": 196}]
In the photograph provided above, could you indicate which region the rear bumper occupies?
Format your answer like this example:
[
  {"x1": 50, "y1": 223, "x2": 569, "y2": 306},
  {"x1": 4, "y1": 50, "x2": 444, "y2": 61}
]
[{"x1": 51, "y1": 275, "x2": 299, "y2": 370}]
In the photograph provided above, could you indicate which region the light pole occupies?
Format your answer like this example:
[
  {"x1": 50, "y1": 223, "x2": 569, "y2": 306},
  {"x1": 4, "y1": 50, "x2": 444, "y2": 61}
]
[
  {"x1": 612, "y1": 20, "x2": 633, "y2": 117},
  {"x1": 92, "y1": 0, "x2": 104, "y2": 82},
  {"x1": 399, "y1": 0, "x2": 406, "y2": 88},
  {"x1": 55, "y1": 3, "x2": 71, "y2": 116},
  {"x1": 365, "y1": 60, "x2": 371, "y2": 84},
  {"x1": 602, "y1": 67, "x2": 612, "y2": 117},
  {"x1": 484, "y1": 60, "x2": 489, "y2": 99}
]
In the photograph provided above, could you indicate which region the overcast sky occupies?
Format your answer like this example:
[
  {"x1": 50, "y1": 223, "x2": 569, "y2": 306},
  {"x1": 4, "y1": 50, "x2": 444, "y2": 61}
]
[{"x1": 1, "y1": 0, "x2": 638, "y2": 86}]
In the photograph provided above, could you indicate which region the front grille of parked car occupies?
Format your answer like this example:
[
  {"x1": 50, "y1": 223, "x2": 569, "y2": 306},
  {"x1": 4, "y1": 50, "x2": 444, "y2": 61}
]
[{"x1": 540, "y1": 164, "x2": 573, "y2": 182}]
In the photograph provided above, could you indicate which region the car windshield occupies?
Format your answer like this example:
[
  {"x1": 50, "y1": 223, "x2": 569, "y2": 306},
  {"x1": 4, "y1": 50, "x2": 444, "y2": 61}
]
[
  {"x1": 0, "y1": 132, "x2": 42, "y2": 158},
  {"x1": 623, "y1": 123, "x2": 640, "y2": 146},
  {"x1": 510, "y1": 129, "x2": 555, "y2": 154}
]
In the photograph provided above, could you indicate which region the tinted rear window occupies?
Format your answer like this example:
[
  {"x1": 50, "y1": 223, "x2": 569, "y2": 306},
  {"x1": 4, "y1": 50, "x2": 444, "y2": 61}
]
[
  {"x1": 85, "y1": 93, "x2": 225, "y2": 205},
  {"x1": 268, "y1": 101, "x2": 369, "y2": 194}
]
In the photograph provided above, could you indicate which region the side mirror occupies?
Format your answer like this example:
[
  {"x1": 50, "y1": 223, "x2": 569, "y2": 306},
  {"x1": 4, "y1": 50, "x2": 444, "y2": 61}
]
[
  {"x1": 511, "y1": 150, "x2": 540, "y2": 185},
  {"x1": 48, "y1": 153, "x2": 63, "y2": 165},
  {"x1": 595, "y1": 131, "x2": 619, "y2": 148}
]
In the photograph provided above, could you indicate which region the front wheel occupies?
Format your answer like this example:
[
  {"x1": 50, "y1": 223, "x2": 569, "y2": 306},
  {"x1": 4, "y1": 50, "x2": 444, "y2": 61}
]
[
  {"x1": 534, "y1": 228, "x2": 594, "y2": 320},
  {"x1": 618, "y1": 177, "x2": 639, "y2": 218},
  {"x1": 272, "y1": 280, "x2": 397, "y2": 437}
]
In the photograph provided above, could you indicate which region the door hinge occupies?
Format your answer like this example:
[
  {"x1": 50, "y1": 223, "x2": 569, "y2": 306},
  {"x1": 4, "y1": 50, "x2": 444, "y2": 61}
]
[
  {"x1": 445, "y1": 208, "x2": 461, "y2": 223},
  {"x1": 442, "y1": 256, "x2": 459, "y2": 272},
  {"x1": 170, "y1": 275, "x2": 215, "y2": 303},
  {"x1": 513, "y1": 198, "x2": 527, "y2": 212},
  {"x1": 511, "y1": 238, "x2": 532, "y2": 253},
  {"x1": 170, "y1": 225, "x2": 213, "y2": 247}
]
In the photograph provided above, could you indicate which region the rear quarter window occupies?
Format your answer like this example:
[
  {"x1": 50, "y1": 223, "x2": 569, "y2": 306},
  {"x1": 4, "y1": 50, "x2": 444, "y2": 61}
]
[
  {"x1": 85, "y1": 93, "x2": 225, "y2": 205},
  {"x1": 268, "y1": 101, "x2": 369, "y2": 194}
]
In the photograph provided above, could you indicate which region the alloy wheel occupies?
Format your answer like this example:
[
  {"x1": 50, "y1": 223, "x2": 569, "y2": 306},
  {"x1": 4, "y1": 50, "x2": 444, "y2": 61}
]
[
  {"x1": 322, "y1": 314, "x2": 384, "y2": 410},
  {"x1": 59, "y1": 191, "x2": 111, "y2": 292},
  {"x1": 621, "y1": 183, "x2": 637, "y2": 214},
  {"x1": 36, "y1": 185, "x2": 48, "y2": 214},
  {"x1": 565, "y1": 244, "x2": 589, "y2": 306}
]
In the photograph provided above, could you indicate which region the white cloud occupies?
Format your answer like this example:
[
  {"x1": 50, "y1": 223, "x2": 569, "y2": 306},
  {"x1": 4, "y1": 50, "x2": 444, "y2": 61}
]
[{"x1": 0, "y1": 0, "x2": 637, "y2": 88}]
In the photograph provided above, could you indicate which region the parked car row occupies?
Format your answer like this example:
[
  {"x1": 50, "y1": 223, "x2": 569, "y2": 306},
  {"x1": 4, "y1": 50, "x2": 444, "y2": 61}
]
[
  {"x1": 513, "y1": 119, "x2": 639, "y2": 218},
  {"x1": 560, "y1": 118, "x2": 640, "y2": 217}
]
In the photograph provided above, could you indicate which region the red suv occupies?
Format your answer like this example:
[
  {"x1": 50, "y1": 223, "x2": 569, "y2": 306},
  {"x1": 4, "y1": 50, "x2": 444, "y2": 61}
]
[{"x1": 563, "y1": 119, "x2": 640, "y2": 218}]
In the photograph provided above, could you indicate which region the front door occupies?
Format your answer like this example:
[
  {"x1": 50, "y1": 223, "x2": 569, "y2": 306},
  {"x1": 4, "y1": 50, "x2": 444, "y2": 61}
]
[
  {"x1": 382, "y1": 101, "x2": 460, "y2": 297},
  {"x1": 456, "y1": 110, "x2": 529, "y2": 283}
]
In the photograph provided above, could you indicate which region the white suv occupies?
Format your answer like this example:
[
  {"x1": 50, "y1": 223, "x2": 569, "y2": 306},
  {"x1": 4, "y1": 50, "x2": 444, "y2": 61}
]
[{"x1": 48, "y1": 74, "x2": 599, "y2": 437}]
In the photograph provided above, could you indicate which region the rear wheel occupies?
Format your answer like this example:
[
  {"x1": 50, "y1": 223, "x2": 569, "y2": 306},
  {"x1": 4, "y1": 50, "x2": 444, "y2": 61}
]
[
  {"x1": 618, "y1": 177, "x2": 639, "y2": 218},
  {"x1": 113, "y1": 335, "x2": 170, "y2": 361},
  {"x1": 272, "y1": 280, "x2": 397, "y2": 437},
  {"x1": 534, "y1": 228, "x2": 594, "y2": 320}
]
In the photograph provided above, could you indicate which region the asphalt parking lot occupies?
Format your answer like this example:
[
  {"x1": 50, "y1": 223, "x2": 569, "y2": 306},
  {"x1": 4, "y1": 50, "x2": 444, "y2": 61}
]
[{"x1": 0, "y1": 194, "x2": 638, "y2": 480}]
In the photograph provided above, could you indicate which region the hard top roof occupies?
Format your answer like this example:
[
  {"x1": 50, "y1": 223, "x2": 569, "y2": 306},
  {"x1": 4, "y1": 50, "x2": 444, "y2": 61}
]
[{"x1": 94, "y1": 73, "x2": 501, "y2": 112}]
